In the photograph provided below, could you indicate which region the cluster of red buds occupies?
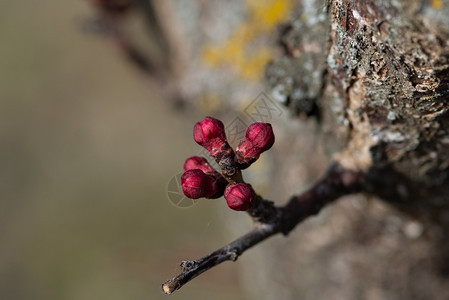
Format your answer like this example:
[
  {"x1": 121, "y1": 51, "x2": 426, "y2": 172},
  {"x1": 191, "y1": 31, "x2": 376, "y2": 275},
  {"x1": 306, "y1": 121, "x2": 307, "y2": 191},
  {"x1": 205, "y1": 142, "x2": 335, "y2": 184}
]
[{"x1": 181, "y1": 117, "x2": 275, "y2": 211}]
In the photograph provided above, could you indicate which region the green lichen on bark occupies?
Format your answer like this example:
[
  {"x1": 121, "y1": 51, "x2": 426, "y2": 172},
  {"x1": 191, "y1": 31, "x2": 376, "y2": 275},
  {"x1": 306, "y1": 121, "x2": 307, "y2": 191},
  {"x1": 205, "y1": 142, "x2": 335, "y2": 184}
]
[{"x1": 265, "y1": 0, "x2": 329, "y2": 117}]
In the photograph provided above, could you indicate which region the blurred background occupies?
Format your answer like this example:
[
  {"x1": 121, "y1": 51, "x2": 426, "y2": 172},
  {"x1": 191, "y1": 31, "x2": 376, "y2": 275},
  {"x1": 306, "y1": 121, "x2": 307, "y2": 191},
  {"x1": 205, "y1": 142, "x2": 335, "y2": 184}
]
[
  {"x1": 5, "y1": 1, "x2": 445, "y2": 299},
  {"x1": 0, "y1": 0, "x2": 294, "y2": 299}
]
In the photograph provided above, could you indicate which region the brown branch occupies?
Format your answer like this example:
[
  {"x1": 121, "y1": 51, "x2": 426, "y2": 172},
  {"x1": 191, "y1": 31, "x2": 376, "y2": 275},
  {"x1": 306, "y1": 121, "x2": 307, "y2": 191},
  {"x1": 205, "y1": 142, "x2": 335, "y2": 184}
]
[
  {"x1": 162, "y1": 163, "x2": 364, "y2": 295},
  {"x1": 162, "y1": 223, "x2": 278, "y2": 295}
]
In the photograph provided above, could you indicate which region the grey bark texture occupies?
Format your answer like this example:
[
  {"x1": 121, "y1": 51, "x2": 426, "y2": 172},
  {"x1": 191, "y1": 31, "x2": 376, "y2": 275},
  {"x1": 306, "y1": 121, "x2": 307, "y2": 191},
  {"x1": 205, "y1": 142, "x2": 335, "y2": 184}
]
[{"x1": 252, "y1": 0, "x2": 449, "y2": 299}]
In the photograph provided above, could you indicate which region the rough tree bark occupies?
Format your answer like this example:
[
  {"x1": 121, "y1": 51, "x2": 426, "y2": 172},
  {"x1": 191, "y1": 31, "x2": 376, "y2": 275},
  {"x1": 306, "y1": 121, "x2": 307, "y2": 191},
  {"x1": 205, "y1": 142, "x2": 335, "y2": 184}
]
[{"x1": 261, "y1": 0, "x2": 449, "y2": 299}]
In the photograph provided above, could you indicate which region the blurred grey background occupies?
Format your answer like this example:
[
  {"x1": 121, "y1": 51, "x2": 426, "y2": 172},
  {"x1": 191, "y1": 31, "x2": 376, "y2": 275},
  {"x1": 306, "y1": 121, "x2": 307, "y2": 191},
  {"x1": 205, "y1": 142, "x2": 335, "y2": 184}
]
[{"x1": 0, "y1": 1, "x2": 264, "y2": 299}]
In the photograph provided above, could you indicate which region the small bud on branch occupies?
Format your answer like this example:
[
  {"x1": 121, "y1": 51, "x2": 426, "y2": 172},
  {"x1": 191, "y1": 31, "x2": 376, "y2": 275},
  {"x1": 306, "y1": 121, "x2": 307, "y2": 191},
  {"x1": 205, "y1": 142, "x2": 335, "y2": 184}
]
[
  {"x1": 193, "y1": 117, "x2": 228, "y2": 157},
  {"x1": 181, "y1": 169, "x2": 218, "y2": 199},
  {"x1": 224, "y1": 183, "x2": 256, "y2": 211},
  {"x1": 184, "y1": 156, "x2": 217, "y2": 174},
  {"x1": 193, "y1": 116, "x2": 239, "y2": 179},
  {"x1": 236, "y1": 122, "x2": 275, "y2": 168}
]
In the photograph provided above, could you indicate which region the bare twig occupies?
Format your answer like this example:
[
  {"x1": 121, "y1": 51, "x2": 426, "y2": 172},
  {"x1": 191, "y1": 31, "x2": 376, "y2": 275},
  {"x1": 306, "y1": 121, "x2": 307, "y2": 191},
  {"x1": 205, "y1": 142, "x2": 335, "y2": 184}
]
[
  {"x1": 162, "y1": 223, "x2": 278, "y2": 295},
  {"x1": 162, "y1": 163, "x2": 364, "y2": 294}
]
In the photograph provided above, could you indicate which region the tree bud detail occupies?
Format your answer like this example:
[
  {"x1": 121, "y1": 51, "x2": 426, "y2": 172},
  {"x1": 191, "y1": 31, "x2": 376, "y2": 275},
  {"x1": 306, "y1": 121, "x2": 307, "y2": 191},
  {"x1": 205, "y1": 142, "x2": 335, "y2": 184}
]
[
  {"x1": 184, "y1": 156, "x2": 216, "y2": 174},
  {"x1": 224, "y1": 183, "x2": 256, "y2": 211},
  {"x1": 236, "y1": 122, "x2": 275, "y2": 168},
  {"x1": 193, "y1": 117, "x2": 227, "y2": 157},
  {"x1": 181, "y1": 169, "x2": 217, "y2": 199}
]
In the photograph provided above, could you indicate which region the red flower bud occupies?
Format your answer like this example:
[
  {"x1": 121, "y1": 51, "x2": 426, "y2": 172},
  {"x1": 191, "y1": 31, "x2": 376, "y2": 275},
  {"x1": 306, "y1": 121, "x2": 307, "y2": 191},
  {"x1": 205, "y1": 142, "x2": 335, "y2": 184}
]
[
  {"x1": 245, "y1": 123, "x2": 275, "y2": 152},
  {"x1": 183, "y1": 156, "x2": 216, "y2": 174},
  {"x1": 181, "y1": 169, "x2": 217, "y2": 199},
  {"x1": 193, "y1": 117, "x2": 227, "y2": 156},
  {"x1": 224, "y1": 183, "x2": 256, "y2": 211},
  {"x1": 236, "y1": 123, "x2": 275, "y2": 168}
]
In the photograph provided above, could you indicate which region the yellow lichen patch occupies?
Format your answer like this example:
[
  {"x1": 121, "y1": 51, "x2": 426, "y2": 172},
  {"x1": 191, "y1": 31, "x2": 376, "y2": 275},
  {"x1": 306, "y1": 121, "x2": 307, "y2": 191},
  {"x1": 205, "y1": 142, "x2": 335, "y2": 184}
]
[
  {"x1": 432, "y1": 0, "x2": 443, "y2": 9},
  {"x1": 201, "y1": 0, "x2": 293, "y2": 81},
  {"x1": 238, "y1": 48, "x2": 272, "y2": 80},
  {"x1": 248, "y1": 0, "x2": 294, "y2": 30}
]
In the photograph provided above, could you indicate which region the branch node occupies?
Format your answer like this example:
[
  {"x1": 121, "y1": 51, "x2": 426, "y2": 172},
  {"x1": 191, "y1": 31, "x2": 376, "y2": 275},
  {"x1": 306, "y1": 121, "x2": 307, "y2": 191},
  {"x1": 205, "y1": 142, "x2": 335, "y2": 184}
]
[{"x1": 229, "y1": 249, "x2": 238, "y2": 261}]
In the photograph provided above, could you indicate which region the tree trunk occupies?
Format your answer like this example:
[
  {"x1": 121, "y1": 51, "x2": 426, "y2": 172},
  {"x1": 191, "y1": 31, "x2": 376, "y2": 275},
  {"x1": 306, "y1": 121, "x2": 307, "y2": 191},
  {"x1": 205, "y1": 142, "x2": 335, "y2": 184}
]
[{"x1": 252, "y1": 0, "x2": 449, "y2": 299}]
